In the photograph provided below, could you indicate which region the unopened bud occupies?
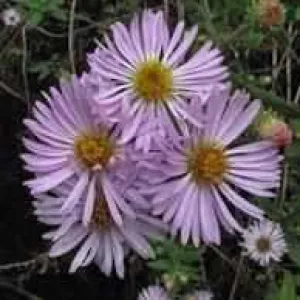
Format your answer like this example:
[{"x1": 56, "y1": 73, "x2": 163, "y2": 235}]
[
  {"x1": 268, "y1": 121, "x2": 292, "y2": 148},
  {"x1": 256, "y1": 0, "x2": 285, "y2": 28},
  {"x1": 256, "y1": 110, "x2": 292, "y2": 147}
]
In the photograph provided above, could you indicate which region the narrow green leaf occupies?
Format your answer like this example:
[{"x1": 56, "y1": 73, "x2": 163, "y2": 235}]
[
  {"x1": 147, "y1": 260, "x2": 170, "y2": 271},
  {"x1": 285, "y1": 141, "x2": 300, "y2": 160},
  {"x1": 287, "y1": 238, "x2": 300, "y2": 268}
]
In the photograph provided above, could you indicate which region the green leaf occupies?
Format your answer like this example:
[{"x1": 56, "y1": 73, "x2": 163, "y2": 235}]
[
  {"x1": 290, "y1": 119, "x2": 300, "y2": 138},
  {"x1": 147, "y1": 260, "x2": 170, "y2": 271},
  {"x1": 51, "y1": 9, "x2": 68, "y2": 21},
  {"x1": 247, "y1": 31, "x2": 264, "y2": 48},
  {"x1": 265, "y1": 282, "x2": 279, "y2": 300},
  {"x1": 279, "y1": 272, "x2": 296, "y2": 300},
  {"x1": 296, "y1": 7, "x2": 300, "y2": 20},
  {"x1": 29, "y1": 11, "x2": 44, "y2": 25},
  {"x1": 287, "y1": 236, "x2": 300, "y2": 267},
  {"x1": 285, "y1": 141, "x2": 300, "y2": 160},
  {"x1": 147, "y1": 237, "x2": 201, "y2": 284},
  {"x1": 285, "y1": 5, "x2": 296, "y2": 22}
]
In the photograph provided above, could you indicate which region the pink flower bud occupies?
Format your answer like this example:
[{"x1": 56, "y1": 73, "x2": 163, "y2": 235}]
[
  {"x1": 269, "y1": 121, "x2": 293, "y2": 148},
  {"x1": 259, "y1": 119, "x2": 292, "y2": 148}
]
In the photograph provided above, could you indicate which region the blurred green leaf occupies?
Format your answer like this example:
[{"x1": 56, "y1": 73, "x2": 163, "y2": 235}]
[
  {"x1": 285, "y1": 4, "x2": 300, "y2": 21},
  {"x1": 247, "y1": 30, "x2": 264, "y2": 48},
  {"x1": 288, "y1": 243, "x2": 300, "y2": 268},
  {"x1": 147, "y1": 260, "x2": 170, "y2": 272},
  {"x1": 296, "y1": 7, "x2": 300, "y2": 20},
  {"x1": 285, "y1": 141, "x2": 300, "y2": 160},
  {"x1": 290, "y1": 120, "x2": 300, "y2": 138},
  {"x1": 51, "y1": 9, "x2": 68, "y2": 21},
  {"x1": 265, "y1": 282, "x2": 280, "y2": 300},
  {"x1": 147, "y1": 238, "x2": 202, "y2": 290},
  {"x1": 266, "y1": 272, "x2": 298, "y2": 300},
  {"x1": 29, "y1": 11, "x2": 43, "y2": 25},
  {"x1": 16, "y1": 0, "x2": 64, "y2": 25},
  {"x1": 279, "y1": 272, "x2": 296, "y2": 300}
]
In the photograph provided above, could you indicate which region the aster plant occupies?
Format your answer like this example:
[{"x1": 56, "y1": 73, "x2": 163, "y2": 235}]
[
  {"x1": 143, "y1": 86, "x2": 282, "y2": 246},
  {"x1": 18, "y1": 6, "x2": 289, "y2": 300},
  {"x1": 87, "y1": 10, "x2": 228, "y2": 151}
]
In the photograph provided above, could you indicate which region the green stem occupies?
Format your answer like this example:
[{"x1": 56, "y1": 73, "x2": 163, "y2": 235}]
[{"x1": 228, "y1": 255, "x2": 244, "y2": 300}]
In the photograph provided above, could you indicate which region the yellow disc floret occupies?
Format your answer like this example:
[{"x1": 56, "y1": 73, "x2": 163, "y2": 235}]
[
  {"x1": 133, "y1": 59, "x2": 173, "y2": 102},
  {"x1": 187, "y1": 141, "x2": 228, "y2": 185},
  {"x1": 74, "y1": 132, "x2": 114, "y2": 169}
]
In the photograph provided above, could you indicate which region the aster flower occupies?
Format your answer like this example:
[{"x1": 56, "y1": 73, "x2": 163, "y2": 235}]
[
  {"x1": 240, "y1": 219, "x2": 287, "y2": 266},
  {"x1": 138, "y1": 285, "x2": 170, "y2": 300},
  {"x1": 144, "y1": 87, "x2": 281, "y2": 246},
  {"x1": 34, "y1": 180, "x2": 166, "y2": 277},
  {"x1": 1, "y1": 7, "x2": 21, "y2": 26},
  {"x1": 22, "y1": 76, "x2": 143, "y2": 226},
  {"x1": 87, "y1": 10, "x2": 228, "y2": 150}
]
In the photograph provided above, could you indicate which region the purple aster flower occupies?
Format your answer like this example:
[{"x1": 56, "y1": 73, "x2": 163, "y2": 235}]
[
  {"x1": 22, "y1": 76, "x2": 143, "y2": 226},
  {"x1": 138, "y1": 285, "x2": 170, "y2": 300},
  {"x1": 143, "y1": 87, "x2": 282, "y2": 246},
  {"x1": 34, "y1": 180, "x2": 166, "y2": 277},
  {"x1": 87, "y1": 10, "x2": 228, "y2": 151}
]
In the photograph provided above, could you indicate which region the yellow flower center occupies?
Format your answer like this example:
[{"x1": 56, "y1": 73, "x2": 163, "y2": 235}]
[
  {"x1": 187, "y1": 142, "x2": 228, "y2": 185},
  {"x1": 133, "y1": 59, "x2": 173, "y2": 102},
  {"x1": 74, "y1": 132, "x2": 114, "y2": 169},
  {"x1": 256, "y1": 237, "x2": 271, "y2": 253},
  {"x1": 91, "y1": 198, "x2": 111, "y2": 229}
]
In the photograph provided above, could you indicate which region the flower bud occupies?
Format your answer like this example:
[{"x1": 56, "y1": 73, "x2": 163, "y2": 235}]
[
  {"x1": 256, "y1": 0, "x2": 285, "y2": 28},
  {"x1": 268, "y1": 121, "x2": 292, "y2": 148},
  {"x1": 256, "y1": 110, "x2": 292, "y2": 147}
]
